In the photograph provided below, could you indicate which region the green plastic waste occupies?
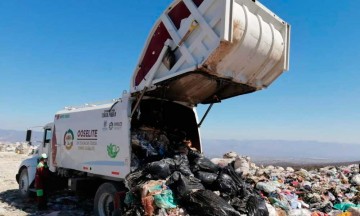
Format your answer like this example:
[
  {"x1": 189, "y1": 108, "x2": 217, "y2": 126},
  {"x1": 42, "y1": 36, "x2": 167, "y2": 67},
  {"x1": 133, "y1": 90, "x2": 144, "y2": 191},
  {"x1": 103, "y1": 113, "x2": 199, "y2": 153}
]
[
  {"x1": 268, "y1": 197, "x2": 290, "y2": 212},
  {"x1": 333, "y1": 203, "x2": 360, "y2": 211},
  {"x1": 154, "y1": 189, "x2": 177, "y2": 209},
  {"x1": 149, "y1": 185, "x2": 163, "y2": 193},
  {"x1": 124, "y1": 192, "x2": 137, "y2": 206}
]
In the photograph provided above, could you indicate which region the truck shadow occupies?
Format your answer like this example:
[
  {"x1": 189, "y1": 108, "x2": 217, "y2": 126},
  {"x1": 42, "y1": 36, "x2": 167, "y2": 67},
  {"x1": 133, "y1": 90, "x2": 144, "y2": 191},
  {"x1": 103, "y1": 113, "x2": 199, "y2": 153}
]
[
  {"x1": 0, "y1": 189, "x2": 38, "y2": 214},
  {"x1": 0, "y1": 189, "x2": 94, "y2": 216}
]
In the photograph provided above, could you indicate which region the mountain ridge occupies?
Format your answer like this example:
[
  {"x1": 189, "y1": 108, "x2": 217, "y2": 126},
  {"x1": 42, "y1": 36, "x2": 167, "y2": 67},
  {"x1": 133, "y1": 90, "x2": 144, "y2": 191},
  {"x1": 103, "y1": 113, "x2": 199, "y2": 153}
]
[
  {"x1": 1, "y1": 129, "x2": 359, "y2": 163},
  {"x1": 202, "y1": 139, "x2": 360, "y2": 163},
  {"x1": 0, "y1": 129, "x2": 43, "y2": 143}
]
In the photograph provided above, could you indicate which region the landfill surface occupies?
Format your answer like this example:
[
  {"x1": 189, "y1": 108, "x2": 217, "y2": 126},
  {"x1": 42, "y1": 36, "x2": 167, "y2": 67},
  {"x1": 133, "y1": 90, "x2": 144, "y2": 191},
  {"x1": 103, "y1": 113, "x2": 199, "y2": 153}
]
[
  {"x1": 1, "y1": 139, "x2": 360, "y2": 216},
  {"x1": 122, "y1": 127, "x2": 360, "y2": 216}
]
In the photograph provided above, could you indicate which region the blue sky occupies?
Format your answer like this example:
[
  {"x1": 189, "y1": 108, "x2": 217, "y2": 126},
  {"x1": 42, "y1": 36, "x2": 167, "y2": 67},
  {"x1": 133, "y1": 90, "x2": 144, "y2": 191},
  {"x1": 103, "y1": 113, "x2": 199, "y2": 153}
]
[{"x1": 0, "y1": 0, "x2": 359, "y2": 144}]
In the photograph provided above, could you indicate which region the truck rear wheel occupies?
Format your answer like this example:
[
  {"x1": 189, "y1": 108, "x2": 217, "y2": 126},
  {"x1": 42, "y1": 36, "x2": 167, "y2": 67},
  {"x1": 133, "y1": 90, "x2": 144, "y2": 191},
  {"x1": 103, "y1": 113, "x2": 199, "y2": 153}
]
[
  {"x1": 19, "y1": 168, "x2": 30, "y2": 198},
  {"x1": 94, "y1": 182, "x2": 122, "y2": 216}
]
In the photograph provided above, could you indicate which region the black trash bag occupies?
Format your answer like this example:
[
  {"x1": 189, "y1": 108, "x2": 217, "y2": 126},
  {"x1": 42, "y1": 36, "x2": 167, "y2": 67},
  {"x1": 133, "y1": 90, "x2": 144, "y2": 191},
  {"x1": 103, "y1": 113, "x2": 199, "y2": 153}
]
[
  {"x1": 221, "y1": 163, "x2": 253, "y2": 198},
  {"x1": 187, "y1": 148, "x2": 203, "y2": 162},
  {"x1": 173, "y1": 154, "x2": 194, "y2": 176},
  {"x1": 181, "y1": 190, "x2": 241, "y2": 216},
  {"x1": 195, "y1": 171, "x2": 218, "y2": 188},
  {"x1": 246, "y1": 195, "x2": 269, "y2": 216},
  {"x1": 221, "y1": 164, "x2": 245, "y2": 187},
  {"x1": 319, "y1": 202, "x2": 333, "y2": 213},
  {"x1": 303, "y1": 184, "x2": 312, "y2": 192},
  {"x1": 145, "y1": 158, "x2": 176, "y2": 179},
  {"x1": 230, "y1": 197, "x2": 247, "y2": 214},
  {"x1": 125, "y1": 169, "x2": 149, "y2": 189},
  {"x1": 166, "y1": 171, "x2": 204, "y2": 198},
  {"x1": 238, "y1": 185, "x2": 254, "y2": 200},
  {"x1": 167, "y1": 129, "x2": 187, "y2": 143},
  {"x1": 231, "y1": 193, "x2": 269, "y2": 216},
  {"x1": 215, "y1": 173, "x2": 238, "y2": 197},
  {"x1": 245, "y1": 177, "x2": 256, "y2": 186},
  {"x1": 191, "y1": 156, "x2": 219, "y2": 173}
]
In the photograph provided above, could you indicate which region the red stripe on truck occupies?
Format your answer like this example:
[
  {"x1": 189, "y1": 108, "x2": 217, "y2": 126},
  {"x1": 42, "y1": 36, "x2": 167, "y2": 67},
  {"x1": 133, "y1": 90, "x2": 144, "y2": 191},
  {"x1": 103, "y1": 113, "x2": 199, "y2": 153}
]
[
  {"x1": 168, "y1": 1, "x2": 191, "y2": 29},
  {"x1": 111, "y1": 171, "x2": 120, "y2": 175}
]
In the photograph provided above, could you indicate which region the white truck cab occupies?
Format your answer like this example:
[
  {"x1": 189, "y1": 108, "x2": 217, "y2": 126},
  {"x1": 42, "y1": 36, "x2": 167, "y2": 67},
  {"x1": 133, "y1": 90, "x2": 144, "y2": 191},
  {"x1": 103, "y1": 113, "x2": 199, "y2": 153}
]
[{"x1": 16, "y1": 123, "x2": 53, "y2": 197}]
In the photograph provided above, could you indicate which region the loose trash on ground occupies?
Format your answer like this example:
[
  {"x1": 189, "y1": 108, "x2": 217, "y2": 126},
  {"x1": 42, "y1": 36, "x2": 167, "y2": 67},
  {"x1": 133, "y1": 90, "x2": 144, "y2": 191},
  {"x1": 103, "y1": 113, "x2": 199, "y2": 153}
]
[
  {"x1": 0, "y1": 142, "x2": 35, "y2": 155},
  {"x1": 122, "y1": 126, "x2": 360, "y2": 215}
]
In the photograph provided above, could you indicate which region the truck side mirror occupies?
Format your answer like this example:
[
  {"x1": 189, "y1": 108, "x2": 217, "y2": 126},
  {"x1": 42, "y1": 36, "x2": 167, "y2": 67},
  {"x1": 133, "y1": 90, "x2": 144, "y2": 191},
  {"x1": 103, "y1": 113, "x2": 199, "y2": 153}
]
[{"x1": 26, "y1": 130, "x2": 32, "y2": 142}]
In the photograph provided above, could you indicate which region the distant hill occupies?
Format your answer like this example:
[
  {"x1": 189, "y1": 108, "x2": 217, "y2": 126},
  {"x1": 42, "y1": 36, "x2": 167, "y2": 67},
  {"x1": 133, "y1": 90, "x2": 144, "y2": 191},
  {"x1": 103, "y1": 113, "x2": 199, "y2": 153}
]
[
  {"x1": 0, "y1": 129, "x2": 43, "y2": 143},
  {"x1": 1, "y1": 129, "x2": 359, "y2": 164},
  {"x1": 202, "y1": 139, "x2": 360, "y2": 164}
]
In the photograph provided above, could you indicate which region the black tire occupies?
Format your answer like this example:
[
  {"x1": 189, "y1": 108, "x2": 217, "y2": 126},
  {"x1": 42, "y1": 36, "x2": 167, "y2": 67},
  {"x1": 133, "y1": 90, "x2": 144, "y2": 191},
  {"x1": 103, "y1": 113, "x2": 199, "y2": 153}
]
[
  {"x1": 94, "y1": 182, "x2": 122, "y2": 216},
  {"x1": 18, "y1": 168, "x2": 30, "y2": 198}
]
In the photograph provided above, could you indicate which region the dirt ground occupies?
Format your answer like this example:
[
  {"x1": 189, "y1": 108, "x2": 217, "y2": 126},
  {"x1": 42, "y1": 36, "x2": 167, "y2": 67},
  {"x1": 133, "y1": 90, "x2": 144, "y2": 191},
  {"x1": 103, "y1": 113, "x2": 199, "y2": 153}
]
[
  {"x1": 0, "y1": 152, "x2": 93, "y2": 216},
  {"x1": 0, "y1": 152, "x2": 31, "y2": 216}
]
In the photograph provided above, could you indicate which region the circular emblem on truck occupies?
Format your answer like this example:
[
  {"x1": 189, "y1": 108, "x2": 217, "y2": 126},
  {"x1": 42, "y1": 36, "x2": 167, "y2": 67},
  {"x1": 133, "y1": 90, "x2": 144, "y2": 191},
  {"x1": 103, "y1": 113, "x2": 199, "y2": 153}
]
[{"x1": 64, "y1": 129, "x2": 74, "y2": 150}]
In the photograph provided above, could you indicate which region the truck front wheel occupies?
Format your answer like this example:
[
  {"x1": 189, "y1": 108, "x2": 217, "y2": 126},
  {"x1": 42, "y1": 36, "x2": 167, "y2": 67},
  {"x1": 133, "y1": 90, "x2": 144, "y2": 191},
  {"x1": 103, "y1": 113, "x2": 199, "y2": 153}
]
[
  {"x1": 94, "y1": 182, "x2": 121, "y2": 216},
  {"x1": 19, "y1": 168, "x2": 30, "y2": 198}
]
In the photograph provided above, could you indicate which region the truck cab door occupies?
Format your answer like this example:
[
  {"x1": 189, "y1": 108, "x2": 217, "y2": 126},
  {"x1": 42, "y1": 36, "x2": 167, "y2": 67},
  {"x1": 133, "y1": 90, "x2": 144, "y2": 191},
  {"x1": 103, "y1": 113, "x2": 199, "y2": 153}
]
[{"x1": 42, "y1": 128, "x2": 53, "y2": 169}]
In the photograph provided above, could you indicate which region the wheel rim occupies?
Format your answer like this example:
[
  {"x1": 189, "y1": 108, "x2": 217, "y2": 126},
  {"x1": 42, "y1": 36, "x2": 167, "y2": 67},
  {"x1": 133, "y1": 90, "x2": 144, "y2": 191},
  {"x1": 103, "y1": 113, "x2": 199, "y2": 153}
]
[
  {"x1": 20, "y1": 171, "x2": 28, "y2": 195},
  {"x1": 98, "y1": 192, "x2": 114, "y2": 216}
]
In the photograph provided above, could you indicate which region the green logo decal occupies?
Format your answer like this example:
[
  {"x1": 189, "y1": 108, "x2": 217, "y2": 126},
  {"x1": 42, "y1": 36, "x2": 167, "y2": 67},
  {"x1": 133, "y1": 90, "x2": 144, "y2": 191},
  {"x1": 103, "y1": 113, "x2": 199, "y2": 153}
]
[{"x1": 107, "y1": 143, "x2": 120, "y2": 158}]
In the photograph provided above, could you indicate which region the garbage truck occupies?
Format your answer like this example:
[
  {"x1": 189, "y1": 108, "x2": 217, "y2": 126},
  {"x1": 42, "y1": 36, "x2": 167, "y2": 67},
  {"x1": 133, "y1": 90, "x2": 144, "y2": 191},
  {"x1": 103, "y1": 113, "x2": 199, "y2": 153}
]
[{"x1": 16, "y1": 0, "x2": 290, "y2": 215}]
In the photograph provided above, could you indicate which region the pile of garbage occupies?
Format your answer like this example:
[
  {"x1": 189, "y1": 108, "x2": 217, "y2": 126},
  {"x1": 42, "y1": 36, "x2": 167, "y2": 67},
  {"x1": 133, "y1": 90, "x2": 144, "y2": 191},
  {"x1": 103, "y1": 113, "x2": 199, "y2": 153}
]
[
  {"x1": 125, "y1": 127, "x2": 267, "y2": 216},
  {"x1": 124, "y1": 127, "x2": 360, "y2": 216},
  {"x1": 14, "y1": 142, "x2": 32, "y2": 154},
  {"x1": 0, "y1": 143, "x2": 16, "y2": 152},
  {"x1": 211, "y1": 153, "x2": 360, "y2": 216},
  {"x1": 0, "y1": 142, "x2": 33, "y2": 154}
]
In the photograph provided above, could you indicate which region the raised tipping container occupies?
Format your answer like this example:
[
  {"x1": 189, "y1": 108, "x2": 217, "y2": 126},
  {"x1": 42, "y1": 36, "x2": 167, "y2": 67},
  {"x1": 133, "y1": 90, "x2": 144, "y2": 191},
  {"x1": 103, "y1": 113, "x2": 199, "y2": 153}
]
[{"x1": 131, "y1": 0, "x2": 290, "y2": 105}]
